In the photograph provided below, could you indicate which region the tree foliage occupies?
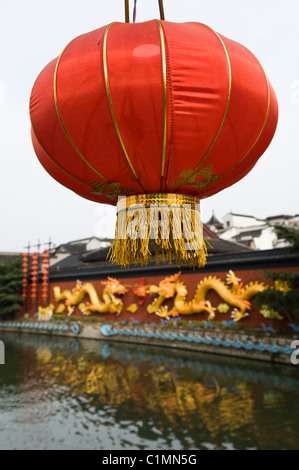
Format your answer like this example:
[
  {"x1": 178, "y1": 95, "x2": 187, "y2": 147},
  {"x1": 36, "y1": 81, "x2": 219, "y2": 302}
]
[
  {"x1": 254, "y1": 226, "x2": 299, "y2": 322},
  {"x1": 254, "y1": 283, "x2": 299, "y2": 322},
  {"x1": 0, "y1": 257, "x2": 23, "y2": 316},
  {"x1": 274, "y1": 224, "x2": 299, "y2": 251}
]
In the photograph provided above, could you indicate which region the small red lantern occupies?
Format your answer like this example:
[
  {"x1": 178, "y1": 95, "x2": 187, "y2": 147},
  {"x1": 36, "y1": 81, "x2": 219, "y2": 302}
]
[{"x1": 30, "y1": 12, "x2": 278, "y2": 268}]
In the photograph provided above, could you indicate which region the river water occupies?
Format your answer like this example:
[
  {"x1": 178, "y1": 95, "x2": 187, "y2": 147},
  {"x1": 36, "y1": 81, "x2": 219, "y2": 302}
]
[{"x1": 0, "y1": 331, "x2": 298, "y2": 450}]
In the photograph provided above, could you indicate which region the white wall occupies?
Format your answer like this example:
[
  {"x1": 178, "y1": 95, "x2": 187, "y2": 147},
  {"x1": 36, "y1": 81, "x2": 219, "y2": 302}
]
[
  {"x1": 253, "y1": 227, "x2": 277, "y2": 250},
  {"x1": 86, "y1": 238, "x2": 111, "y2": 251},
  {"x1": 222, "y1": 213, "x2": 264, "y2": 229}
]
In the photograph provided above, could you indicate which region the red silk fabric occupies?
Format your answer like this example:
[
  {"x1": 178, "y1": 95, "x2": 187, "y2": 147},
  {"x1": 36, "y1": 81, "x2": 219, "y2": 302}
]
[{"x1": 30, "y1": 20, "x2": 278, "y2": 205}]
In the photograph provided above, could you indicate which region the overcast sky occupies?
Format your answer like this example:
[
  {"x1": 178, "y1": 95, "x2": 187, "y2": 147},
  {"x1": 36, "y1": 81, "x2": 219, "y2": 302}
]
[{"x1": 0, "y1": 0, "x2": 298, "y2": 252}]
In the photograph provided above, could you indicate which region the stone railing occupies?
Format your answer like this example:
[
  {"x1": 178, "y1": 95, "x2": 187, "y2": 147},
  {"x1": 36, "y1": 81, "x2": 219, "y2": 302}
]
[
  {"x1": 0, "y1": 320, "x2": 80, "y2": 335},
  {"x1": 100, "y1": 322, "x2": 296, "y2": 365},
  {"x1": 0, "y1": 319, "x2": 297, "y2": 365}
]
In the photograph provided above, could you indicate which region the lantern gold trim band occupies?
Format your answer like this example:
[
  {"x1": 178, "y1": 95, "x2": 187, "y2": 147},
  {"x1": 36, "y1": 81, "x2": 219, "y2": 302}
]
[{"x1": 108, "y1": 193, "x2": 208, "y2": 269}]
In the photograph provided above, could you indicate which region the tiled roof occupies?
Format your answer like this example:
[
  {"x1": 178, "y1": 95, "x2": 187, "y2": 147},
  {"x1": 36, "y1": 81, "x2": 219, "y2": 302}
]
[
  {"x1": 206, "y1": 213, "x2": 223, "y2": 227},
  {"x1": 50, "y1": 227, "x2": 251, "y2": 272}
]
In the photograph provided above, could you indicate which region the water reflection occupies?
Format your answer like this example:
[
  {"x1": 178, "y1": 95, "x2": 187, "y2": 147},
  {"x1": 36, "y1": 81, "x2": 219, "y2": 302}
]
[{"x1": 0, "y1": 332, "x2": 298, "y2": 450}]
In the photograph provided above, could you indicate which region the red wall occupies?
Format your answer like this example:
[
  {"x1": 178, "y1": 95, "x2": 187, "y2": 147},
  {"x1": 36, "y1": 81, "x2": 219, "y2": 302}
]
[{"x1": 25, "y1": 266, "x2": 298, "y2": 328}]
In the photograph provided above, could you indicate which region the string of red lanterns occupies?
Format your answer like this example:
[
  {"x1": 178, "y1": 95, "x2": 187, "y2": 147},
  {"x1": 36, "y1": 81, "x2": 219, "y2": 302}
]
[
  {"x1": 30, "y1": 252, "x2": 38, "y2": 299},
  {"x1": 41, "y1": 249, "x2": 49, "y2": 303},
  {"x1": 21, "y1": 253, "x2": 28, "y2": 300}
]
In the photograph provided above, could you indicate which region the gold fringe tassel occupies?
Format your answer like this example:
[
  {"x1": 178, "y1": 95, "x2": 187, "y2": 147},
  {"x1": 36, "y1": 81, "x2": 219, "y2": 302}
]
[{"x1": 108, "y1": 194, "x2": 208, "y2": 269}]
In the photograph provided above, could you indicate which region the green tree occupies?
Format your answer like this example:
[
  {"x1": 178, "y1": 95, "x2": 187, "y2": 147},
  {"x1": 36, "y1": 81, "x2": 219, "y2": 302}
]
[
  {"x1": 0, "y1": 257, "x2": 23, "y2": 317},
  {"x1": 273, "y1": 224, "x2": 299, "y2": 251},
  {"x1": 254, "y1": 225, "x2": 299, "y2": 323}
]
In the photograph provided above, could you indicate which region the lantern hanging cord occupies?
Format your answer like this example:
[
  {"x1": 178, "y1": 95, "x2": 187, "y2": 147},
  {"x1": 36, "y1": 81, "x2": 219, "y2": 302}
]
[
  {"x1": 133, "y1": 0, "x2": 137, "y2": 23},
  {"x1": 125, "y1": 0, "x2": 164, "y2": 23}
]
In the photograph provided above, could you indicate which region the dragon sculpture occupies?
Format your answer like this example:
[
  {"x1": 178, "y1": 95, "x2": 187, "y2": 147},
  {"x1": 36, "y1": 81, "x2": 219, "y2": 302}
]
[
  {"x1": 147, "y1": 270, "x2": 267, "y2": 321},
  {"x1": 53, "y1": 278, "x2": 127, "y2": 316},
  {"x1": 38, "y1": 304, "x2": 54, "y2": 321}
]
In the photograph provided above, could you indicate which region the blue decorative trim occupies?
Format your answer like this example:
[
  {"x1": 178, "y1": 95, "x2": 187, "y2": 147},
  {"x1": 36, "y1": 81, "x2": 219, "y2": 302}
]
[
  {"x1": 0, "y1": 321, "x2": 80, "y2": 335},
  {"x1": 0, "y1": 321, "x2": 294, "y2": 357},
  {"x1": 98, "y1": 324, "x2": 293, "y2": 356}
]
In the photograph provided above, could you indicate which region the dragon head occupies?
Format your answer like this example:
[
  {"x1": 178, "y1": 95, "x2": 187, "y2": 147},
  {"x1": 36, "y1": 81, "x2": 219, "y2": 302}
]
[
  {"x1": 101, "y1": 277, "x2": 127, "y2": 293},
  {"x1": 101, "y1": 277, "x2": 127, "y2": 307},
  {"x1": 158, "y1": 271, "x2": 182, "y2": 298}
]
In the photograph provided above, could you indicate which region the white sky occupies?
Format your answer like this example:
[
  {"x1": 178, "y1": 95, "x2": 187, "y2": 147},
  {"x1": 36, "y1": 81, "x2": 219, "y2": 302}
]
[{"x1": 0, "y1": 0, "x2": 298, "y2": 252}]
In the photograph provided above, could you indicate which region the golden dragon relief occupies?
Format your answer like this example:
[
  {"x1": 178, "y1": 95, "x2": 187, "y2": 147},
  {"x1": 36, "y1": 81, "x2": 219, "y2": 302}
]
[
  {"x1": 53, "y1": 278, "x2": 127, "y2": 316},
  {"x1": 52, "y1": 271, "x2": 267, "y2": 321},
  {"x1": 146, "y1": 271, "x2": 267, "y2": 321}
]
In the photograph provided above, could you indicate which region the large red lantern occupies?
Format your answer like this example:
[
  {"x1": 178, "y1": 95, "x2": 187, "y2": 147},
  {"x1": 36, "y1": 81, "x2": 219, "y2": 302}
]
[{"x1": 29, "y1": 7, "x2": 278, "y2": 268}]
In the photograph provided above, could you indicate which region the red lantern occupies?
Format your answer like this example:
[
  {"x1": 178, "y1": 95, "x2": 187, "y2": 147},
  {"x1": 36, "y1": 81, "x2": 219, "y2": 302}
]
[
  {"x1": 30, "y1": 17, "x2": 278, "y2": 268},
  {"x1": 22, "y1": 252, "x2": 29, "y2": 302}
]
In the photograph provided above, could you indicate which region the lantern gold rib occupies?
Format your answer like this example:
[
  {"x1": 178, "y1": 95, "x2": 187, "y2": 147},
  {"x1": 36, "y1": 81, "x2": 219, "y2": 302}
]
[
  {"x1": 193, "y1": 25, "x2": 232, "y2": 172},
  {"x1": 172, "y1": 23, "x2": 232, "y2": 194},
  {"x1": 194, "y1": 74, "x2": 271, "y2": 197},
  {"x1": 30, "y1": 124, "x2": 92, "y2": 190},
  {"x1": 103, "y1": 23, "x2": 146, "y2": 193},
  {"x1": 53, "y1": 47, "x2": 109, "y2": 183},
  {"x1": 218, "y1": 74, "x2": 271, "y2": 179},
  {"x1": 156, "y1": 20, "x2": 168, "y2": 190}
]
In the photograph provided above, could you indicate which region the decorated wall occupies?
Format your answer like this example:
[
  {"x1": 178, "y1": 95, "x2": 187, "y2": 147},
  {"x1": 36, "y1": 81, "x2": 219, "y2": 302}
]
[{"x1": 25, "y1": 266, "x2": 297, "y2": 328}]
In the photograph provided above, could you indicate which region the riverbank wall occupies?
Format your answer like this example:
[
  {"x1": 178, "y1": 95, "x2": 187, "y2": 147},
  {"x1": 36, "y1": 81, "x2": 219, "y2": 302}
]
[
  {"x1": 23, "y1": 248, "x2": 299, "y2": 330},
  {"x1": 0, "y1": 319, "x2": 297, "y2": 366}
]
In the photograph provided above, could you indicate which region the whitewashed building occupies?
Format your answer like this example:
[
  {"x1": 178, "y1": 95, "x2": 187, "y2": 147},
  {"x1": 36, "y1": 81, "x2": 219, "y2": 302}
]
[{"x1": 206, "y1": 212, "x2": 299, "y2": 250}]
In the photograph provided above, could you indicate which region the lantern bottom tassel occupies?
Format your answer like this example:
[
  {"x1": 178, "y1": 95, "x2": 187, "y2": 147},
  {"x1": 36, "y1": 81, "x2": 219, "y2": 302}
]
[{"x1": 107, "y1": 193, "x2": 208, "y2": 269}]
